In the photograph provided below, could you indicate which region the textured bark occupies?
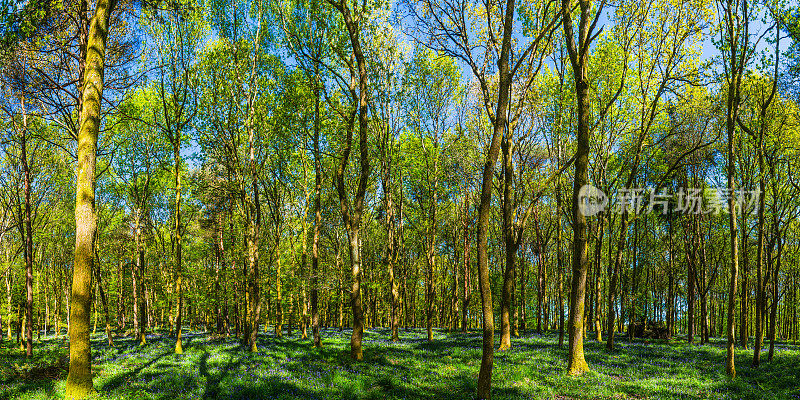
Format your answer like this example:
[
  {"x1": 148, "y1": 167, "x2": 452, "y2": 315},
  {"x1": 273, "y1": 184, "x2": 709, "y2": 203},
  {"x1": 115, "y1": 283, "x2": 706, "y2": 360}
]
[
  {"x1": 752, "y1": 145, "x2": 766, "y2": 367},
  {"x1": 593, "y1": 219, "x2": 604, "y2": 342},
  {"x1": 724, "y1": 63, "x2": 741, "y2": 379},
  {"x1": 275, "y1": 254, "x2": 283, "y2": 338},
  {"x1": 424, "y1": 189, "x2": 437, "y2": 342},
  {"x1": 562, "y1": 0, "x2": 606, "y2": 374},
  {"x1": 134, "y1": 209, "x2": 147, "y2": 345},
  {"x1": 214, "y1": 218, "x2": 223, "y2": 334},
  {"x1": 65, "y1": 0, "x2": 116, "y2": 397},
  {"x1": 5, "y1": 258, "x2": 11, "y2": 339},
  {"x1": 327, "y1": 0, "x2": 370, "y2": 361},
  {"x1": 173, "y1": 144, "x2": 184, "y2": 355},
  {"x1": 461, "y1": 194, "x2": 472, "y2": 333},
  {"x1": 246, "y1": 178, "x2": 261, "y2": 352},
  {"x1": 474, "y1": 0, "x2": 514, "y2": 395},
  {"x1": 566, "y1": 75, "x2": 590, "y2": 374},
  {"x1": 688, "y1": 221, "x2": 697, "y2": 344},
  {"x1": 311, "y1": 71, "x2": 322, "y2": 347},
  {"x1": 557, "y1": 179, "x2": 565, "y2": 348},
  {"x1": 21, "y1": 108, "x2": 34, "y2": 358},
  {"x1": 740, "y1": 213, "x2": 749, "y2": 350},
  {"x1": 721, "y1": 0, "x2": 748, "y2": 378},
  {"x1": 767, "y1": 223, "x2": 783, "y2": 362},
  {"x1": 499, "y1": 136, "x2": 518, "y2": 351}
]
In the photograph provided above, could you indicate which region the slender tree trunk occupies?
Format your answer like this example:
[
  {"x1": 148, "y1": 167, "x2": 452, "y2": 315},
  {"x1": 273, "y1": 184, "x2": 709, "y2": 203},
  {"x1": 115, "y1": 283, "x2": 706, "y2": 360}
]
[
  {"x1": 767, "y1": 232, "x2": 782, "y2": 362},
  {"x1": 555, "y1": 176, "x2": 565, "y2": 347},
  {"x1": 594, "y1": 218, "x2": 604, "y2": 342},
  {"x1": 328, "y1": 0, "x2": 370, "y2": 360},
  {"x1": 382, "y1": 166, "x2": 400, "y2": 341},
  {"x1": 5, "y1": 258, "x2": 12, "y2": 339},
  {"x1": 688, "y1": 221, "x2": 696, "y2": 344},
  {"x1": 346, "y1": 228, "x2": 364, "y2": 359},
  {"x1": 133, "y1": 207, "x2": 148, "y2": 345},
  {"x1": 519, "y1": 247, "x2": 526, "y2": 333},
  {"x1": 752, "y1": 135, "x2": 766, "y2": 367},
  {"x1": 246, "y1": 179, "x2": 261, "y2": 351},
  {"x1": 461, "y1": 194, "x2": 472, "y2": 333},
  {"x1": 740, "y1": 213, "x2": 749, "y2": 350},
  {"x1": 722, "y1": 0, "x2": 746, "y2": 377},
  {"x1": 311, "y1": 74, "x2": 322, "y2": 347},
  {"x1": 21, "y1": 110, "x2": 34, "y2": 358},
  {"x1": 132, "y1": 230, "x2": 139, "y2": 340},
  {"x1": 173, "y1": 143, "x2": 184, "y2": 355},
  {"x1": 475, "y1": 0, "x2": 515, "y2": 394},
  {"x1": 566, "y1": 74, "x2": 591, "y2": 375},
  {"x1": 66, "y1": 1, "x2": 116, "y2": 397},
  {"x1": 275, "y1": 253, "x2": 283, "y2": 337},
  {"x1": 499, "y1": 134, "x2": 518, "y2": 351}
]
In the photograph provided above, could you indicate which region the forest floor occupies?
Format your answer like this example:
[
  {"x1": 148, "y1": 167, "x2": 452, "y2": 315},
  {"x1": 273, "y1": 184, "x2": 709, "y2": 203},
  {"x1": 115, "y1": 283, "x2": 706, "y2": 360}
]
[{"x1": 1, "y1": 328, "x2": 798, "y2": 400}]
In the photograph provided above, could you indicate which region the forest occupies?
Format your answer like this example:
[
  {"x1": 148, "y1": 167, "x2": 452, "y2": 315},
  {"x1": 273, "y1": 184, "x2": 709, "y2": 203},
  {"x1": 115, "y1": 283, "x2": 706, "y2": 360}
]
[{"x1": 1, "y1": 0, "x2": 800, "y2": 399}]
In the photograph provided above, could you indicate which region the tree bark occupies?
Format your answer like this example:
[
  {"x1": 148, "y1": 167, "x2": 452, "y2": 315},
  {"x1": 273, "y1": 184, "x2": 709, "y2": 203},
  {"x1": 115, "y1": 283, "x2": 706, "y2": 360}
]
[
  {"x1": 475, "y1": 0, "x2": 515, "y2": 396},
  {"x1": 66, "y1": 0, "x2": 117, "y2": 397},
  {"x1": 499, "y1": 135, "x2": 518, "y2": 351},
  {"x1": 20, "y1": 106, "x2": 34, "y2": 358},
  {"x1": 311, "y1": 67, "x2": 322, "y2": 347},
  {"x1": 173, "y1": 143, "x2": 184, "y2": 355},
  {"x1": 327, "y1": 0, "x2": 371, "y2": 361}
]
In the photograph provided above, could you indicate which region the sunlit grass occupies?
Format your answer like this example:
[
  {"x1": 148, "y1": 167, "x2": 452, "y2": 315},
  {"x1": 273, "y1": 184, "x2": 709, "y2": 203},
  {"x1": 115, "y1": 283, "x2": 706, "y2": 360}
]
[{"x1": 2, "y1": 329, "x2": 798, "y2": 399}]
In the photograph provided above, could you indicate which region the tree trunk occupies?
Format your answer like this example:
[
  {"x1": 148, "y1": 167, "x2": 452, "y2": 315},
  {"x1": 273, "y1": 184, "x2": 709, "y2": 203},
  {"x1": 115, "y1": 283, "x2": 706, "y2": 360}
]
[
  {"x1": 752, "y1": 133, "x2": 766, "y2": 367},
  {"x1": 740, "y1": 211, "x2": 749, "y2": 350},
  {"x1": 66, "y1": 1, "x2": 116, "y2": 397},
  {"x1": 566, "y1": 74, "x2": 591, "y2": 376},
  {"x1": 328, "y1": 0, "x2": 370, "y2": 361},
  {"x1": 594, "y1": 218, "x2": 604, "y2": 342},
  {"x1": 21, "y1": 109, "x2": 34, "y2": 358},
  {"x1": 688, "y1": 221, "x2": 696, "y2": 344},
  {"x1": 461, "y1": 194, "x2": 472, "y2": 333},
  {"x1": 474, "y1": 0, "x2": 515, "y2": 393},
  {"x1": 767, "y1": 230, "x2": 783, "y2": 362},
  {"x1": 173, "y1": 143, "x2": 184, "y2": 355},
  {"x1": 311, "y1": 77, "x2": 322, "y2": 347},
  {"x1": 499, "y1": 134, "x2": 518, "y2": 351}
]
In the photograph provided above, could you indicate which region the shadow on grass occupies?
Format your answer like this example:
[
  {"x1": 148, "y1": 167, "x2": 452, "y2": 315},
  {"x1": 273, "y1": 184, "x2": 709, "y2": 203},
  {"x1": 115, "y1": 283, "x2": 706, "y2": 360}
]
[
  {"x1": 100, "y1": 348, "x2": 173, "y2": 391},
  {"x1": 5, "y1": 329, "x2": 800, "y2": 400}
]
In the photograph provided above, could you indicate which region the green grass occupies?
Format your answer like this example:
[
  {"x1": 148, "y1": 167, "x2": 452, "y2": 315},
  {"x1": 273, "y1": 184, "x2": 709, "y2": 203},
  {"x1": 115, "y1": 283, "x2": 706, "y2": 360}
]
[{"x1": 1, "y1": 329, "x2": 798, "y2": 399}]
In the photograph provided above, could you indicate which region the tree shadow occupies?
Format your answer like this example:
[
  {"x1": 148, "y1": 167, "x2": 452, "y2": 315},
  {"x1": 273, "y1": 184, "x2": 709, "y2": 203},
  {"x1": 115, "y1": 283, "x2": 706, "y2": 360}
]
[
  {"x1": 101, "y1": 349, "x2": 173, "y2": 391},
  {"x1": 199, "y1": 348, "x2": 244, "y2": 400}
]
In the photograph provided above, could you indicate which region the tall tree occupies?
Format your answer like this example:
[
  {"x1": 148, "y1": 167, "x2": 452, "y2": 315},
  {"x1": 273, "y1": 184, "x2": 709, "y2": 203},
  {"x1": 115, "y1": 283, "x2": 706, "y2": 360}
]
[
  {"x1": 411, "y1": 0, "x2": 558, "y2": 394},
  {"x1": 145, "y1": 0, "x2": 202, "y2": 353},
  {"x1": 325, "y1": 0, "x2": 371, "y2": 360},
  {"x1": 716, "y1": 0, "x2": 757, "y2": 378},
  {"x1": 65, "y1": 0, "x2": 118, "y2": 397},
  {"x1": 561, "y1": 0, "x2": 626, "y2": 375}
]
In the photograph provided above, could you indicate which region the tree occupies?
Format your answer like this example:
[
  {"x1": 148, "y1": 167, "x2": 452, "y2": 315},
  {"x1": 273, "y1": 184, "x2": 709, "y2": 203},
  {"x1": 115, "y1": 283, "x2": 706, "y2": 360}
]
[
  {"x1": 561, "y1": 0, "x2": 627, "y2": 375},
  {"x1": 715, "y1": 0, "x2": 760, "y2": 378},
  {"x1": 113, "y1": 90, "x2": 169, "y2": 345},
  {"x1": 144, "y1": 0, "x2": 203, "y2": 354},
  {"x1": 403, "y1": 47, "x2": 461, "y2": 342},
  {"x1": 411, "y1": 0, "x2": 558, "y2": 394},
  {"x1": 324, "y1": 0, "x2": 372, "y2": 361},
  {"x1": 65, "y1": 0, "x2": 118, "y2": 397}
]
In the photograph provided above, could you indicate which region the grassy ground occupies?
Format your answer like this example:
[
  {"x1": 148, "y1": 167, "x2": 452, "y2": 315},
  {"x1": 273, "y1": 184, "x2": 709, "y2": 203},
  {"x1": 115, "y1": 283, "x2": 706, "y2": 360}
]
[{"x1": 1, "y1": 328, "x2": 798, "y2": 400}]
